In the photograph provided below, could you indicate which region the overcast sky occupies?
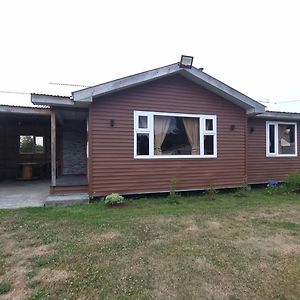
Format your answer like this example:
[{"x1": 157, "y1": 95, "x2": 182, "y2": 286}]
[{"x1": 0, "y1": 0, "x2": 299, "y2": 112}]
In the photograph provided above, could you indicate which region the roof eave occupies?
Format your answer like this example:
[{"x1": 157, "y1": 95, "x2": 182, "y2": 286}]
[
  {"x1": 0, "y1": 105, "x2": 50, "y2": 116},
  {"x1": 72, "y1": 63, "x2": 265, "y2": 115},
  {"x1": 254, "y1": 111, "x2": 300, "y2": 121},
  {"x1": 72, "y1": 63, "x2": 181, "y2": 102},
  {"x1": 182, "y1": 68, "x2": 265, "y2": 115},
  {"x1": 31, "y1": 94, "x2": 74, "y2": 107}
]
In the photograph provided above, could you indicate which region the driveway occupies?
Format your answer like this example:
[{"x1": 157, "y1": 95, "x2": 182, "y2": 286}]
[{"x1": 0, "y1": 180, "x2": 49, "y2": 209}]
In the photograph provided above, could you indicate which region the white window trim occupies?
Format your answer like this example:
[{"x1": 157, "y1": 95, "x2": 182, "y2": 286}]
[
  {"x1": 134, "y1": 111, "x2": 217, "y2": 159},
  {"x1": 266, "y1": 121, "x2": 298, "y2": 157}
]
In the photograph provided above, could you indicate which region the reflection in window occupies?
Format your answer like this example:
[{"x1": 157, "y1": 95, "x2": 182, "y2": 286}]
[
  {"x1": 278, "y1": 124, "x2": 295, "y2": 155},
  {"x1": 269, "y1": 124, "x2": 275, "y2": 154},
  {"x1": 137, "y1": 134, "x2": 149, "y2": 155},
  {"x1": 204, "y1": 135, "x2": 214, "y2": 155},
  {"x1": 266, "y1": 122, "x2": 297, "y2": 156},
  {"x1": 19, "y1": 135, "x2": 44, "y2": 154}
]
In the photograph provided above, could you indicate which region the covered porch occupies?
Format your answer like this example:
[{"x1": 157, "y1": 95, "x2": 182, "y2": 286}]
[
  {"x1": 0, "y1": 104, "x2": 89, "y2": 207},
  {"x1": 49, "y1": 107, "x2": 89, "y2": 195}
]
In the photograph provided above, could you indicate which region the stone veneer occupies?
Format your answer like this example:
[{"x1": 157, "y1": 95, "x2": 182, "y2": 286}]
[{"x1": 63, "y1": 120, "x2": 87, "y2": 175}]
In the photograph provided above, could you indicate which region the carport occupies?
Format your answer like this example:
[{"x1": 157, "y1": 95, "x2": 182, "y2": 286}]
[{"x1": 0, "y1": 103, "x2": 89, "y2": 208}]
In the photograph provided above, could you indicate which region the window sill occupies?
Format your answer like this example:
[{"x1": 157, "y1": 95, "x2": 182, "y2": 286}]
[
  {"x1": 134, "y1": 155, "x2": 217, "y2": 159},
  {"x1": 266, "y1": 154, "x2": 298, "y2": 158}
]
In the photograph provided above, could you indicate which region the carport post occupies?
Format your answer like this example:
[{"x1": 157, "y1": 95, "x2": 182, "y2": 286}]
[{"x1": 51, "y1": 110, "x2": 56, "y2": 186}]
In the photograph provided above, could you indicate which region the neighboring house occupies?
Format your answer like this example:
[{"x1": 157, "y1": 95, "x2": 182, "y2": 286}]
[{"x1": 1, "y1": 57, "x2": 300, "y2": 198}]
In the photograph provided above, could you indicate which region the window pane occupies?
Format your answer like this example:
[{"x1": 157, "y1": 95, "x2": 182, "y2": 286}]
[
  {"x1": 154, "y1": 116, "x2": 199, "y2": 155},
  {"x1": 137, "y1": 133, "x2": 149, "y2": 155},
  {"x1": 278, "y1": 124, "x2": 295, "y2": 154},
  {"x1": 35, "y1": 136, "x2": 44, "y2": 153},
  {"x1": 204, "y1": 135, "x2": 214, "y2": 155},
  {"x1": 20, "y1": 135, "x2": 34, "y2": 153},
  {"x1": 138, "y1": 116, "x2": 148, "y2": 129},
  {"x1": 269, "y1": 124, "x2": 275, "y2": 153},
  {"x1": 205, "y1": 119, "x2": 213, "y2": 131}
]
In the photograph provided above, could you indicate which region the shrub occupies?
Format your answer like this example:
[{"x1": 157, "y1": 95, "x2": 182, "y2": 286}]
[
  {"x1": 104, "y1": 193, "x2": 125, "y2": 205},
  {"x1": 234, "y1": 177, "x2": 250, "y2": 197},
  {"x1": 285, "y1": 171, "x2": 300, "y2": 193},
  {"x1": 204, "y1": 185, "x2": 218, "y2": 200},
  {"x1": 167, "y1": 178, "x2": 180, "y2": 204}
]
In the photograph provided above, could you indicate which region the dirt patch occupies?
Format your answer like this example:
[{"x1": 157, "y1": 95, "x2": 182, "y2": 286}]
[
  {"x1": 90, "y1": 230, "x2": 122, "y2": 243},
  {"x1": 235, "y1": 233, "x2": 300, "y2": 256},
  {"x1": 0, "y1": 231, "x2": 53, "y2": 300},
  {"x1": 206, "y1": 220, "x2": 221, "y2": 229},
  {"x1": 1, "y1": 233, "x2": 16, "y2": 255},
  {"x1": 15, "y1": 244, "x2": 52, "y2": 258},
  {"x1": 35, "y1": 268, "x2": 73, "y2": 282}
]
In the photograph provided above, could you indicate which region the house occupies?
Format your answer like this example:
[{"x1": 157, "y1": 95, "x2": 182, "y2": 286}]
[{"x1": 1, "y1": 56, "x2": 300, "y2": 201}]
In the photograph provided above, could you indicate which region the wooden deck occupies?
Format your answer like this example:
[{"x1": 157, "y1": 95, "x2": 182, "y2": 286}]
[{"x1": 50, "y1": 175, "x2": 88, "y2": 195}]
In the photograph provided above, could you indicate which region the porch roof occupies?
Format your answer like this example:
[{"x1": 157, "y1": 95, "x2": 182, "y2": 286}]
[{"x1": 0, "y1": 104, "x2": 50, "y2": 115}]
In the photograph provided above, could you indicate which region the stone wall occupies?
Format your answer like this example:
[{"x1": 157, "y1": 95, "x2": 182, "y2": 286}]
[{"x1": 63, "y1": 120, "x2": 87, "y2": 175}]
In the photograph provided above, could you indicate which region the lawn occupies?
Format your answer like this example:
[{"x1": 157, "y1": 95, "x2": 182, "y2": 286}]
[{"x1": 0, "y1": 189, "x2": 299, "y2": 299}]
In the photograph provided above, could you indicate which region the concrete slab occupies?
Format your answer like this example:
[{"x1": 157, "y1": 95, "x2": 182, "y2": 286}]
[
  {"x1": 0, "y1": 180, "x2": 50, "y2": 209},
  {"x1": 45, "y1": 193, "x2": 89, "y2": 207}
]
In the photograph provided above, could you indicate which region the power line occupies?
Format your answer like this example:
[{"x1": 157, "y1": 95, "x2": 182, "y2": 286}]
[
  {"x1": 274, "y1": 99, "x2": 300, "y2": 104},
  {"x1": 49, "y1": 82, "x2": 91, "y2": 88},
  {"x1": 0, "y1": 90, "x2": 30, "y2": 95}
]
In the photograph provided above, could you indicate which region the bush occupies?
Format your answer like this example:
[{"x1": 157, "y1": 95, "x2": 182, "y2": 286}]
[
  {"x1": 104, "y1": 193, "x2": 125, "y2": 205},
  {"x1": 204, "y1": 185, "x2": 218, "y2": 200},
  {"x1": 285, "y1": 171, "x2": 300, "y2": 193},
  {"x1": 167, "y1": 178, "x2": 180, "y2": 204},
  {"x1": 234, "y1": 177, "x2": 250, "y2": 197}
]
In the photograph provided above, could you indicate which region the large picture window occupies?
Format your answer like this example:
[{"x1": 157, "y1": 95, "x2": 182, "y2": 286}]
[
  {"x1": 266, "y1": 121, "x2": 297, "y2": 157},
  {"x1": 134, "y1": 111, "x2": 217, "y2": 158}
]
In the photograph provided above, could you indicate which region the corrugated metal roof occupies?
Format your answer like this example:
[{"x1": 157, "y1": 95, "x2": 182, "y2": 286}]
[{"x1": 0, "y1": 103, "x2": 49, "y2": 109}]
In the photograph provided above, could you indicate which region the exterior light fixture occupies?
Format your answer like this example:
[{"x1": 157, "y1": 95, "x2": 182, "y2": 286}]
[{"x1": 179, "y1": 55, "x2": 194, "y2": 69}]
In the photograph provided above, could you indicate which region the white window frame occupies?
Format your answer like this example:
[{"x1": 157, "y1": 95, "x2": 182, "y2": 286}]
[
  {"x1": 134, "y1": 111, "x2": 217, "y2": 159},
  {"x1": 266, "y1": 121, "x2": 297, "y2": 157}
]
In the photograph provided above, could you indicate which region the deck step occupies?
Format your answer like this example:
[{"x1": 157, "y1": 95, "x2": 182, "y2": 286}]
[{"x1": 45, "y1": 193, "x2": 89, "y2": 207}]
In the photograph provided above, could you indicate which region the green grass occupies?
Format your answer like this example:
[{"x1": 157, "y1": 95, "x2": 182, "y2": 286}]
[
  {"x1": 0, "y1": 188, "x2": 299, "y2": 299},
  {"x1": 0, "y1": 281, "x2": 11, "y2": 295}
]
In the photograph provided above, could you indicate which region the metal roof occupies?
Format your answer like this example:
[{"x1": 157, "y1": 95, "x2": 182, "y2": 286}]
[
  {"x1": 0, "y1": 104, "x2": 50, "y2": 115},
  {"x1": 31, "y1": 94, "x2": 74, "y2": 107},
  {"x1": 72, "y1": 62, "x2": 266, "y2": 115},
  {"x1": 255, "y1": 110, "x2": 300, "y2": 121}
]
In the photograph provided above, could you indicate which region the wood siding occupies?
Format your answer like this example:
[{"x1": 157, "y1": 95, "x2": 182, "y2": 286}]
[
  {"x1": 247, "y1": 118, "x2": 300, "y2": 183},
  {"x1": 89, "y1": 75, "x2": 247, "y2": 196}
]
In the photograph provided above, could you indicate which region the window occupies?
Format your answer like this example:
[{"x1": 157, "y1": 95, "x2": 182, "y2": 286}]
[
  {"x1": 266, "y1": 122, "x2": 297, "y2": 157},
  {"x1": 20, "y1": 135, "x2": 45, "y2": 154},
  {"x1": 134, "y1": 111, "x2": 217, "y2": 158}
]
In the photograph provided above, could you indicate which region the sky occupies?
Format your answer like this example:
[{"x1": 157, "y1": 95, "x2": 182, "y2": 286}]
[{"x1": 0, "y1": 0, "x2": 300, "y2": 112}]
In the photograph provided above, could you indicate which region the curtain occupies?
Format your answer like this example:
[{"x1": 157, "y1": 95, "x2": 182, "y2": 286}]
[
  {"x1": 154, "y1": 116, "x2": 171, "y2": 155},
  {"x1": 183, "y1": 117, "x2": 199, "y2": 155}
]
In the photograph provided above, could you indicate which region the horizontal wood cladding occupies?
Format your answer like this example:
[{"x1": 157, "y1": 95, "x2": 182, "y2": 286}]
[
  {"x1": 247, "y1": 118, "x2": 300, "y2": 183},
  {"x1": 89, "y1": 75, "x2": 247, "y2": 196}
]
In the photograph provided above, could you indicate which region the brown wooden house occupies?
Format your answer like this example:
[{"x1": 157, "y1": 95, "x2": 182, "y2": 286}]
[{"x1": 1, "y1": 59, "x2": 300, "y2": 199}]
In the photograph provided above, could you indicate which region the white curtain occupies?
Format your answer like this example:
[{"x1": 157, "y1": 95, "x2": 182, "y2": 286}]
[
  {"x1": 183, "y1": 118, "x2": 199, "y2": 155},
  {"x1": 154, "y1": 116, "x2": 171, "y2": 155}
]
